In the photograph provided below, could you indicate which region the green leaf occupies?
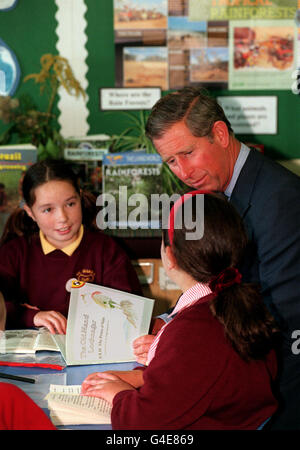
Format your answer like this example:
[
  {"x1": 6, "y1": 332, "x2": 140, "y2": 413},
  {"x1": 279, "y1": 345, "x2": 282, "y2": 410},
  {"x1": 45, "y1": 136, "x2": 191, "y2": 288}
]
[
  {"x1": 45, "y1": 138, "x2": 61, "y2": 159},
  {"x1": 37, "y1": 143, "x2": 49, "y2": 161}
]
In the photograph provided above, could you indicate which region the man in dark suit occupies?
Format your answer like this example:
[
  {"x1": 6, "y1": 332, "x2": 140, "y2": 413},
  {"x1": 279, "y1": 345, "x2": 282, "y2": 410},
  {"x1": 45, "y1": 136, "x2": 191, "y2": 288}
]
[{"x1": 141, "y1": 87, "x2": 300, "y2": 429}]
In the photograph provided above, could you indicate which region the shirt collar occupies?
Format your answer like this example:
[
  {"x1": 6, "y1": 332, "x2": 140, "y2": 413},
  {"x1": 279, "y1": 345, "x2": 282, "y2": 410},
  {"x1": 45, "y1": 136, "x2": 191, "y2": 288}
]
[
  {"x1": 224, "y1": 143, "x2": 250, "y2": 199},
  {"x1": 39, "y1": 224, "x2": 84, "y2": 256},
  {"x1": 146, "y1": 281, "x2": 213, "y2": 366},
  {"x1": 169, "y1": 282, "x2": 212, "y2": 318}
]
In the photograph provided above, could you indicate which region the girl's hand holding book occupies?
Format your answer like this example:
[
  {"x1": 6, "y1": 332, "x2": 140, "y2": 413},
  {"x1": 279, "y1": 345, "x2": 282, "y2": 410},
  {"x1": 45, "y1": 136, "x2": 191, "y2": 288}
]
[{"x1": 33, "y1": 310, "x2": 67, "y2": 334}]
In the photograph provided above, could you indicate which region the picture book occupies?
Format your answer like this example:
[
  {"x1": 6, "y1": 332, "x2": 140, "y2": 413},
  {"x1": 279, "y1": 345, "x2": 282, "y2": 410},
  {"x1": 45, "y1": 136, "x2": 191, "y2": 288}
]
[
  {"x1": 0, "y1": 281, "x2": 154, "y2": 366},
  {"x1": 52, "y1": 280, "x2": 154, "y2": 366}
]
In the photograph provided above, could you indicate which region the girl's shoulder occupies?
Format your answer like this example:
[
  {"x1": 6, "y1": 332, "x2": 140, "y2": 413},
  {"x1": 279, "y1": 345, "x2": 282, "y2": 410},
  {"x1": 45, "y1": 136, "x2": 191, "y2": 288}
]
[
  {"x1": 0, "y1": 233, "x2": 39, "y2": 252},
  {"x1": 82, "y1": 228, "x2": 122, "y2": 248},
  {"x1": 167, "y1": 299, "x2": 222, "y2": 338}
]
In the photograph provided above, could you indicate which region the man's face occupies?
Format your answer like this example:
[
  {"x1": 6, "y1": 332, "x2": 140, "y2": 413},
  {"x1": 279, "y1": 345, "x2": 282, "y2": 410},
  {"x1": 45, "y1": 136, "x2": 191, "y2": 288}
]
[{"x1": 153, "y1": 120, "x2": 232, "y2": 192}]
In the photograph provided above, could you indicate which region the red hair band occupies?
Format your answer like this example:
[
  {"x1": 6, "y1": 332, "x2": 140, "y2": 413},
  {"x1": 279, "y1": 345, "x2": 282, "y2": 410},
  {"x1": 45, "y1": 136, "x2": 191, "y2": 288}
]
[{"x1": 167, "y1": 189, "x2": 211, "y2": 246}]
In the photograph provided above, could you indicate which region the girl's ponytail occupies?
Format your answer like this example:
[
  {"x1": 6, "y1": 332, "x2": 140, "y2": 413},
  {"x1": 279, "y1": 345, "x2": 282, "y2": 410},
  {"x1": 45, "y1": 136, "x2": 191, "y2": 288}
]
[
  {"x1": 209, "y1": 282, "x2": 280, "y2": 361},
  {"x1": 81, "y1": 190, "x2": 98, "y2": 230},
  {"x1": 0, "y1": 207, "x2": 38, "y2": 246}
]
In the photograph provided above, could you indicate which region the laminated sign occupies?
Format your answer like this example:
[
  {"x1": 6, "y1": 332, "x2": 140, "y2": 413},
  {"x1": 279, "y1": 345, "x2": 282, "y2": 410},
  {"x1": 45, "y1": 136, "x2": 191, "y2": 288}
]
[{"x1": 101, "y1": 151, "x2": 163, "y2": 235}]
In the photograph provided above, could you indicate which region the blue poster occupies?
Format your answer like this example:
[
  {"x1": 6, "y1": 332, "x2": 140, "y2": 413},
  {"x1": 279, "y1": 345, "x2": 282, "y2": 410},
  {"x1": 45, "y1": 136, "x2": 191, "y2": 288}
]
[{"x1": 0, "y1": 38, "x2": 20, "y2": 96}]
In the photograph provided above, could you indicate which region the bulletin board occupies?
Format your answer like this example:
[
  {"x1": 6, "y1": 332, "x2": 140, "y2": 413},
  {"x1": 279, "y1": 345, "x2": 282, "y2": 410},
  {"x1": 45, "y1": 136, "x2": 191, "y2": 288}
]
[
  {"x1": 90, "y1": 0, "x2": 300, "y2": 161},
  {"x1": 0, "y1": 0, "x2": 299, "y2": 161}
]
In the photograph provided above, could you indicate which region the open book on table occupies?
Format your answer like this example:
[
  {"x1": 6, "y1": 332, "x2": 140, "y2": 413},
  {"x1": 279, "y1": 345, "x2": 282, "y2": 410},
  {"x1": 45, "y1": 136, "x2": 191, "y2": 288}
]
[
  {"x1": 45, "y1": 384, "x2": 111, "y2": 426},
  {"x1": 0, "y1": 281, "x2": 154, "y2": 366},
  {"x1": 0, "y1": 328, "x2": 60, "y2": 354}
]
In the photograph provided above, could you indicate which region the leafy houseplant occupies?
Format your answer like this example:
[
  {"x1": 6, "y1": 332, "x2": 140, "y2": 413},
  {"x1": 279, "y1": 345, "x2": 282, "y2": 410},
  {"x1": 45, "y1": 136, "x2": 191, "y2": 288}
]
[
  {"x1": 108, "y1": 110, "x2": 189, "y2": 195},
  {"x1": 0, "y1": 54, "x2": 85, "y2": 160}
]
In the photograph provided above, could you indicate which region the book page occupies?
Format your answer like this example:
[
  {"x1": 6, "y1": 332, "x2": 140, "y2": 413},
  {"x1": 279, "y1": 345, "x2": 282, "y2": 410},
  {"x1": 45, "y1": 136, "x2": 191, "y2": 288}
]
[
  {"x1": 65, "y1": 282, "x2": 154, "y2": 365},
  {"x1": 34, "y1": 329, "x2": 60, "y2": 352},
  {"x1": 46, "y1": 384, "x2": 111, "y2": 425},
  {"x1": 46, "y1": 392, "x2": 111, "y2": 415},
  {"x1": 49, "y1": 384, "x2": 82, "y2": 395},
  {"x1": 0, "y1": 330, "x2": 38, "y2": 353},
  {"x1": 45, "y1": 385, "x2": 112, "y2": 425}
]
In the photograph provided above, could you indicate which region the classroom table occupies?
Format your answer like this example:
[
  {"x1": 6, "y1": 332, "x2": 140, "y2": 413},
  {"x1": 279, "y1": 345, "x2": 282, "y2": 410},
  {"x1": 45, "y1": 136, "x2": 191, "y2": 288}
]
[{"x1": 0, "y1": 351, "x2": 139, "y2": 430}]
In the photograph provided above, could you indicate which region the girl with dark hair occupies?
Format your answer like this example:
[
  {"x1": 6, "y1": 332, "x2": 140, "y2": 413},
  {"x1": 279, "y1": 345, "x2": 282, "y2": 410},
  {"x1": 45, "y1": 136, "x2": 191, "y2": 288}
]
[
  {"x1": 0, "y1": 159, "x2": 141, "y2": 333},
  {"x1": 81, "y1": 191, "x2": 279, "y2": 430}
]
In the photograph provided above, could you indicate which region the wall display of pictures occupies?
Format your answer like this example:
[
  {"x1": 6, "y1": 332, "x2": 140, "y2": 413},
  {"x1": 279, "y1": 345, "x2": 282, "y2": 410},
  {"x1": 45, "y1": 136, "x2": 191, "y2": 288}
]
[
  {"x1": 229, "y1": 20, "x2": 297, "y2": 90},
  {"x1": 189, "y1": 0, "x2": 297, "y2": 21},
  {"x1": 123, "y1": 47, "x2": 168, "y2": 90},
  {"x1": 297, "y1": 7, "x2": 300, "y2": 69},
  {"x1": 113, "y1": 0, "x2": 299, "y2": 91},
  {"x1": 114, "y1": 0, "x2": 168, "y2": 88}
]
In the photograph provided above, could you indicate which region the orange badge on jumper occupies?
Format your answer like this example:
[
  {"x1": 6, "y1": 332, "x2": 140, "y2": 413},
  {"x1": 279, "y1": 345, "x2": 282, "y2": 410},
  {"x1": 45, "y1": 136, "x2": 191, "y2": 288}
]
[{"x1": 71, "y1": 279, "x2": 85, "y2": 289}]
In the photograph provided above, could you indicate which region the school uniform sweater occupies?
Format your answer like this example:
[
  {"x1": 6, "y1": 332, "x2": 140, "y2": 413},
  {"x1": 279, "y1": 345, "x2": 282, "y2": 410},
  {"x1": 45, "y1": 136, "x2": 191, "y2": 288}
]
[
  {"x1": 112, "y1": 294, "x2": 278, "y2": 430},
  {"x1": 0, "y1": 227, "x2": 142, "y2": 328},
  {"x1": 0, "y1": 383, "x2": 56, "y2": 430}
]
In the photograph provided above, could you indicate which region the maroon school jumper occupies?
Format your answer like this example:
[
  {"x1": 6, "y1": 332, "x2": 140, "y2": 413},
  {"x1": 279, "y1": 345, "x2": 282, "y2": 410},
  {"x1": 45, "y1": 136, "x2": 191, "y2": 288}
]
[
  {"x1": 0, "y1": 227, "x2": 141, "y2": 328},
  {"x1": 0, "y1": 383, "x2": 55, "y2": 430},
  {"x1": 112, "y1": 294, "x2": 278, "y2": 430}
]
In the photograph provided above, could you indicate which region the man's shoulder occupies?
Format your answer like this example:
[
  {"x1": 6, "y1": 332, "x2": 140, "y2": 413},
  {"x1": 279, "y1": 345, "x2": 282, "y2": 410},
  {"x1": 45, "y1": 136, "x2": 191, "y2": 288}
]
[
  {"x1": 243, "y1": 149, "x2": 300, "y2": 186},
  {"x1": 233, "y1": 149, "x2": 300, "y2": 205}
]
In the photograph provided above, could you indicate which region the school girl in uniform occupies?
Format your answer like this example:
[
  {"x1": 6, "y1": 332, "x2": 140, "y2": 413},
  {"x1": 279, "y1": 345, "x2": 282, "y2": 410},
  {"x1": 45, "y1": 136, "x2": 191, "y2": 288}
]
[
  {"x1": 0, "y1": 159, "x2": 141, "y2": 333},
  {"x1": 81, "y1": 191, "x2": 280, "y2": 430}
]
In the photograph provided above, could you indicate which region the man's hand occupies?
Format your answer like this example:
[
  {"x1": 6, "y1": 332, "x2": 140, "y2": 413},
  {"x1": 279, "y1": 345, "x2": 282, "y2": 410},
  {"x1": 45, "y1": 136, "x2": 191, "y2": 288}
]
[{"x1": 33, "y1": 310, "x2": 67, "y2": 334}]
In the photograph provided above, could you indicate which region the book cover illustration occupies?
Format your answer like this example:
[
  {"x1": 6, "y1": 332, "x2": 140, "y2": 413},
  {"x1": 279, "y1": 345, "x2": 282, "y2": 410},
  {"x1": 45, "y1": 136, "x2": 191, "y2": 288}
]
[{"x1": 62, "y1": 280, "x2": 154, "y2": 365}]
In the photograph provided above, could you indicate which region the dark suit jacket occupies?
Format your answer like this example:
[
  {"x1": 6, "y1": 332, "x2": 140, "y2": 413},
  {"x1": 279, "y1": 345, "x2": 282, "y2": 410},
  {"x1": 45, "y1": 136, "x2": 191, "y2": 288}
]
[{"x1": 230, "y1": 149, "x2": 300, "y2": 429}]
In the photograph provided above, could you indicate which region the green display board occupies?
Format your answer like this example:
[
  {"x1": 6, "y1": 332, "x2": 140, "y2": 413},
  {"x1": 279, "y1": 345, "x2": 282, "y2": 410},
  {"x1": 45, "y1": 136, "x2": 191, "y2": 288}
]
[{"x1": 0, "y1": 0, "x2": 299, "y2": 161}]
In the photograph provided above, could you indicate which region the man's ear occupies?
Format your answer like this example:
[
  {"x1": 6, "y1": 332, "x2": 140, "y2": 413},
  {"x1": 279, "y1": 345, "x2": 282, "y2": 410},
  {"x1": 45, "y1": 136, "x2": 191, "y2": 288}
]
[
  {"x1": 23, "y1": 204, "x2": 36, "y2": 222},
  {"x1": 212, "y1": 120, "x2": 230, "y2": 147}
]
